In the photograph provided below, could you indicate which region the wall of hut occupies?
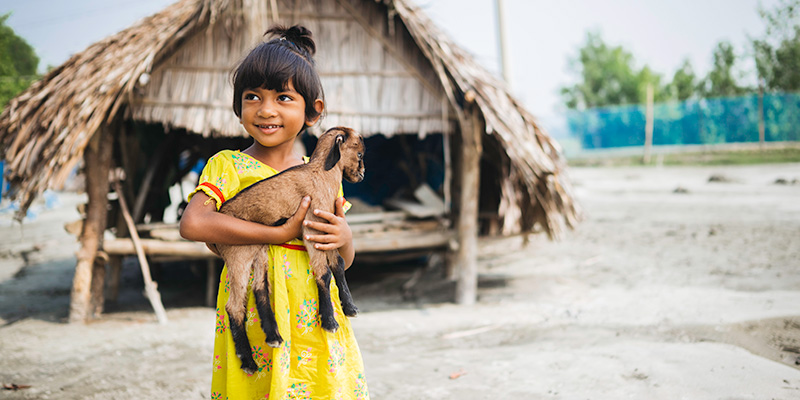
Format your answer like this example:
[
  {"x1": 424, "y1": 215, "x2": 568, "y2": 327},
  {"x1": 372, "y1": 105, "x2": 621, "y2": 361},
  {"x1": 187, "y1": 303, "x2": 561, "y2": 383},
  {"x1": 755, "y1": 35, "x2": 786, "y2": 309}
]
[{"x1": 132, "y1": 0, "x2": 454, "y2": 139}]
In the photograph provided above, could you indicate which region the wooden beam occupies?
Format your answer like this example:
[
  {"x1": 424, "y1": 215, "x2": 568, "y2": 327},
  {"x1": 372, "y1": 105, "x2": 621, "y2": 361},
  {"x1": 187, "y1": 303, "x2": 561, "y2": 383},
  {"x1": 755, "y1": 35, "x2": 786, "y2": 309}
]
[
  {"x1": 104, "y1": 238, "x2": 217, "y2": 257},
  {"x1": 69, "y1": 125, "x2": 113, "y2": 323},
  {"x1": 104, "y1": 229, "x2": 453, "y2": 257},
  {"x1": 454, "y1": 109, "x2": 482, "y2": 305}
]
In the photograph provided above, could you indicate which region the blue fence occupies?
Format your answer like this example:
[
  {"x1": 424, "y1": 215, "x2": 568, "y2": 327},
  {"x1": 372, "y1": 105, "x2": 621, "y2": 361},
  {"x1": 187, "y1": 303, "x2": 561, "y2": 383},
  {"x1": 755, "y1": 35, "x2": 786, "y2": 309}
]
[{"x1": 567, "y1": 92, "x2": 800, "y2": 149}]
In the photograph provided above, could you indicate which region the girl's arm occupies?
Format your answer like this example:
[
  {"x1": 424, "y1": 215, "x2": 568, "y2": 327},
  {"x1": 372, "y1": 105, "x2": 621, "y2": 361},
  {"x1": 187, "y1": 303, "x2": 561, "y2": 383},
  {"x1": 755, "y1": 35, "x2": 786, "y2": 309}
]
[
  {"x1": 179, "y1": 192, "x2": 311, "y2": 245},
  {"x1": 303, "y1": 197, "x2": 356, "y2": 269}
]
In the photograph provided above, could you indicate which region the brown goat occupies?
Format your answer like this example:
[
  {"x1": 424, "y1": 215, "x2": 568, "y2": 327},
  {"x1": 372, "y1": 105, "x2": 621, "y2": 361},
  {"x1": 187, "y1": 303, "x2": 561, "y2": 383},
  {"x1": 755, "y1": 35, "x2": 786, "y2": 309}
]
[{"x1": 215, "y1": 126, "x2": 365, "y2": 375}]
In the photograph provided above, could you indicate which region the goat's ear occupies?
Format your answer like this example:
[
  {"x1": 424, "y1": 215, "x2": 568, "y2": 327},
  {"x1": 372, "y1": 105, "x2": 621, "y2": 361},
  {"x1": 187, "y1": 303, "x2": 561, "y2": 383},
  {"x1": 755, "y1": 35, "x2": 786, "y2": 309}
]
[{"x1": 324, "y1": 135, "x2": 344, "y2": 170}]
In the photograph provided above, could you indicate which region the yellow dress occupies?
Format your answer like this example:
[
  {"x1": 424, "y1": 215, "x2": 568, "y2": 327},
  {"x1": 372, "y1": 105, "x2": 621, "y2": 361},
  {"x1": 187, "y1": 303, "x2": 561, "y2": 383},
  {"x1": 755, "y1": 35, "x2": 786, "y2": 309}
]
[{"x1": 189, "y1": 150, "x2": 369, "y2": 400}]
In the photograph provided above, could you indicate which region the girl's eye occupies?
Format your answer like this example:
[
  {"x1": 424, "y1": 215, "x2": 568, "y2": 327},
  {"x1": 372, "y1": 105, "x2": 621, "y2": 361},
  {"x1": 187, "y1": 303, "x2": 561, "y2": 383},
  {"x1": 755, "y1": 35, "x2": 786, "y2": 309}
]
[
  {"x1": 243, "y1": 93, "x2": 260, "y2": 101},
  {"x1": 278, "y1": 94, "x2": 293, "y2": 102}
]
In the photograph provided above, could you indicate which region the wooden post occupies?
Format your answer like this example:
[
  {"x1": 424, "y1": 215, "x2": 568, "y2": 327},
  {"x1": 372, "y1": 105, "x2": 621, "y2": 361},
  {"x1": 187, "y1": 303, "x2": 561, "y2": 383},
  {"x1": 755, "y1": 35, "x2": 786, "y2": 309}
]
[
  {"x1": 454, "y1": 108, "x2": 482, "y2": 305},
  {"x1": 107, "y1": 255, "x2": 123, "y2": 302},
  {"x1": 112, "y1": 178, "x2": 169, "y2": 324},
  {"x1": 643, "y1": 83, "x2": 654, "y2": 164},
  {"x1": 758, "y1": 80, "x2": 765, "y2": 150},
  {"x1": 69, "y1": 126, "x2": 113, "y2": 323},
  {"x1": 206, "y1": 259, "x2": 218, "y2": 307},
  {"x1": 90, "y1": 253, "x2": 107, "y2": 317}
]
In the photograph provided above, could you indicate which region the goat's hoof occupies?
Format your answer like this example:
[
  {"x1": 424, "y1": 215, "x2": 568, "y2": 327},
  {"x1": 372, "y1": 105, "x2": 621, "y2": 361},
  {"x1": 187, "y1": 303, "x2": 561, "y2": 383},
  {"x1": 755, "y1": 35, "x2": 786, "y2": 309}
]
[
  {"x1": 265, "y1": 335, "x2": 283, "y2": 348},
  {"x1": 240, "y1": 359, "x2": 258, "y2": 375},
  {"x1": 321, "y1": 318, "x2": 339, "y2": 333},
  {"x1": 342, "y1": 304, "x2": 359, "y2": 317}
]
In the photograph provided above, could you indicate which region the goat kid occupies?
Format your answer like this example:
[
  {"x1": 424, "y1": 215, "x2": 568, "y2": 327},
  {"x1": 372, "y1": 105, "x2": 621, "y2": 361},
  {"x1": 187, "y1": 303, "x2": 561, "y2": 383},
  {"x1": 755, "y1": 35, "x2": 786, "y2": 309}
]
[{"x1": 215, "y1": 126, "x2": 365, "y2": 374}]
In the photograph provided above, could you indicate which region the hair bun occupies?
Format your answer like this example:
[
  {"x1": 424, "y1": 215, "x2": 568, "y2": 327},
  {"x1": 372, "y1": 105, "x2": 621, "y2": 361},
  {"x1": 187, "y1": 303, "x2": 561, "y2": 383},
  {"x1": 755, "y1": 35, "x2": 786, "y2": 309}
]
[{"x1": 265, "y1": 25, "x2": 316, "y2": 56}]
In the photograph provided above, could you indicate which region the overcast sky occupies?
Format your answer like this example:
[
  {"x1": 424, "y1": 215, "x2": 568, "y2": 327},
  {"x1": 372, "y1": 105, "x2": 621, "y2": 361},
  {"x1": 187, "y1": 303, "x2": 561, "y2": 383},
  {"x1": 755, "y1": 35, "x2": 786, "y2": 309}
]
[{"x1": 1, "y1": 0, "x2": 777, "y2": 134}]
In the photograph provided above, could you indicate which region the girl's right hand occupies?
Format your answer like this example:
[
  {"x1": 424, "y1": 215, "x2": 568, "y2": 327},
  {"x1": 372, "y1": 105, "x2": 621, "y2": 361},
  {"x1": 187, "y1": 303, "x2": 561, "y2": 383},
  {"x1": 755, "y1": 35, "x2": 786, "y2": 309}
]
[{"x1": 280, "y1": 196, "x2": 311, "y2": 241}]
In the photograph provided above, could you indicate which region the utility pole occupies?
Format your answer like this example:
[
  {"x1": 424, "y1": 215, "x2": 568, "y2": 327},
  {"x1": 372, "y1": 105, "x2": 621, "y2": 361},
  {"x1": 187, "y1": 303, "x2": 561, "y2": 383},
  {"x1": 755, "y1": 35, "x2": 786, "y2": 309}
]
[{"x1": 495, "y1": 0, "x2": 512, "y2": 86}]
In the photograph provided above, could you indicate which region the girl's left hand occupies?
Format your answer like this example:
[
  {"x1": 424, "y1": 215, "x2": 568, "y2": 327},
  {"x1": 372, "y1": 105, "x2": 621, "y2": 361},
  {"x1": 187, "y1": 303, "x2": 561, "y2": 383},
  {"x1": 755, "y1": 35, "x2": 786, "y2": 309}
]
[{"x1": 303, "y1": 197, "x2": 352, "y2": 251}]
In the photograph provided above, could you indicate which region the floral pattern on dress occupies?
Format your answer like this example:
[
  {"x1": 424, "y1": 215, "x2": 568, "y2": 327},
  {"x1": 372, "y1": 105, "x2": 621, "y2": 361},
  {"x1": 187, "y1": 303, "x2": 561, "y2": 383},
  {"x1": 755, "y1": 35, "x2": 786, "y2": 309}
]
[
  {"x1": 231, "y1": 152, "x2": 262, "y2": 173},
  {"x1": 214, "y1": 174, "x2": 228, "y2": 192},
  {"x1": 354, "y1": 373, "x2": 369, "y2": 400},
  {"x1": 278, "y1": 339, "x2": 291, "y2": 376},
  {"x1": 283, "y1": 382, "x2": 311, "y2": 400},
  {"x1": 282, "y1": 254, "x2": 292, "y2": 278},
  {"x1": 222, "y1": 271, "x2": 229, "y2": 293},
  {"x1": 215, "y1": 308, "x2": 226, "y2": 334},
  {"x1": 296, "y1": 299, "x2": 319, "y2": 334},
  {"x1": 213, "y1": 354, "x2": 223, "y2": 372},
  {"x1": 327, "y1": 339, "x2": 345, "y2": 375},
  {"x1": 251, "y1": 344, "x2": 273, "y2": 380},
  {"x1": 211, "y1": 392, "x2": 223, "y2": 400},
  {"x1": 246, "y1": 306, "x2": 259, "y2": 328},
  {"x1": 296, "y1": 347, "x2": 313, "y2": 368}
]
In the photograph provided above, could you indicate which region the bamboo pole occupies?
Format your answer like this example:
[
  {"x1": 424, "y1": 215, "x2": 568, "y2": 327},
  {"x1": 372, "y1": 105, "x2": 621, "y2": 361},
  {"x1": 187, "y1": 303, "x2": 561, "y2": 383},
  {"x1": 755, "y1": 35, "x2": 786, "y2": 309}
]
[
  {"x1": 68, "y1": 127, "x2": 113, "y2": 323},
  {"x1": 643, "y1": 83, "x2": 654, "y2": 164},
  {"x1": 112, "y1": 177, "x2": 169, "y2": 324},
  {"x1": 454, "y1": 108, "x2": 482, "y2": 305}
]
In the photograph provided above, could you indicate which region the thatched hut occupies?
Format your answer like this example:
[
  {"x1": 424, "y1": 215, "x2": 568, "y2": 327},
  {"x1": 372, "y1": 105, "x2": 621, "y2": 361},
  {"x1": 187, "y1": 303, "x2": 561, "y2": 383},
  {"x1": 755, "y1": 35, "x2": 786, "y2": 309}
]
[{"x1": 0, "y1": 0, "x2": 580, "y2": 322}]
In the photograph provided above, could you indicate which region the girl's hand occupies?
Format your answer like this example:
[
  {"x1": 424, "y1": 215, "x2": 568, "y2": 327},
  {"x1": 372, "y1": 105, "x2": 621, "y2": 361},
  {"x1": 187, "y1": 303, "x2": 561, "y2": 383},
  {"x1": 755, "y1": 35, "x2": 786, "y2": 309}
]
[
  {"x1": 281, "y1": 196, "x2": 311, "y2": 242},
  {"x1": 303, "y1": 197, "x2": 352, "y2": 251}
]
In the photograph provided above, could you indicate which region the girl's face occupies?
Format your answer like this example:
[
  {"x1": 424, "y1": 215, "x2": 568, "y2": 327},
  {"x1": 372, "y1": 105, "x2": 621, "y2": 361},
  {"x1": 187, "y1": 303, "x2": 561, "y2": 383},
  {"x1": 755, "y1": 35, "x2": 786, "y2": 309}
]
[{"x1": 240, "y1": 80, "x2": 310, "y2": 150}]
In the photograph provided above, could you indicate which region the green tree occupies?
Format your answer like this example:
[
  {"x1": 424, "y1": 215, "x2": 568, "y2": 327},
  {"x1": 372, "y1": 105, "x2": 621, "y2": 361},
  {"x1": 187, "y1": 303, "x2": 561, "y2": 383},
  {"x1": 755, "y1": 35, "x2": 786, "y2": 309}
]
[
  {"x1": 753, "y1": 0, "x2": 800, "y2": 91},
  {"x1": 666, "y1": 59, "x2": 698, "y2": 101},
  {"x1": 0, "y1": 13, "x2": 39, "y2": 111},
  {"x1": 699, "y1": 41, "x2": 747, "y2": 97},
  {"x1": 561, "y1": 31, "x2": 666, "y2": 110}
]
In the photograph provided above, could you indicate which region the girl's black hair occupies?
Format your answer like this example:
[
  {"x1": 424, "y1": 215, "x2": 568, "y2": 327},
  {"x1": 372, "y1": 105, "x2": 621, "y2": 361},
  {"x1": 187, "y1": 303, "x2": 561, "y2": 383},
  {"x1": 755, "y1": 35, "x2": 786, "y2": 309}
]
[{"x1": 232, "y1": 25, "x2": 324, "y2": 123}]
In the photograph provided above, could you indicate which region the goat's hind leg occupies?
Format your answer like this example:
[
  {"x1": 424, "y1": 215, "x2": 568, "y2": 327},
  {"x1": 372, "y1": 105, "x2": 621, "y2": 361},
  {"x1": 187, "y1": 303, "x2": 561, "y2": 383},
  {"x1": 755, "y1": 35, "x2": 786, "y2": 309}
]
[
  {"x1": 331, "y1": 254, "x2": 358, "y2": 317},
  {"x1": 224, "y1": 248, "x2": 259, "y2": 375},
  {"x1": 316, "y1": 269, "x2": 339, "y2": 333},
  {"x1": 251, "y1": 247, "x2": 282, "y2": 348},
  {"x1": 309, "y1": 248, "x2": 339, "y2": 332}
]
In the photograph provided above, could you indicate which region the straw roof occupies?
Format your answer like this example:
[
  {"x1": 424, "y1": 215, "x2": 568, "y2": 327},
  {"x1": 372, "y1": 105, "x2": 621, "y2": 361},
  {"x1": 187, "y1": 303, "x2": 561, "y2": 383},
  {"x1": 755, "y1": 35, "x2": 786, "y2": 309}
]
[
  {"x1": 0, "y1": 0, "x2": 226, "y2": 216},
  {"x1": 0, "y1": 0, "x2": 580, "y2": 236}
]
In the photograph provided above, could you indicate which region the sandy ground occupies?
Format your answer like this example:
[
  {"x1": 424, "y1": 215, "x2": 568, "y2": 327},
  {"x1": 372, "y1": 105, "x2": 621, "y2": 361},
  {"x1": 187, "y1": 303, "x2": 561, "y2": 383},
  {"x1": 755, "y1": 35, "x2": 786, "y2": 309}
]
[{"x1": 1, "y1": 163, "x2": 799, "y2": 399}]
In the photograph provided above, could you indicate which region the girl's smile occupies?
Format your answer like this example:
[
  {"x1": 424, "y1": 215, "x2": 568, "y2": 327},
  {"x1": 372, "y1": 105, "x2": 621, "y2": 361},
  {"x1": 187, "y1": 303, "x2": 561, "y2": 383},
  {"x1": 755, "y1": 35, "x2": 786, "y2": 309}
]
[{"x1": 240, "y1": 81, "x2": 308, "y2": 150}]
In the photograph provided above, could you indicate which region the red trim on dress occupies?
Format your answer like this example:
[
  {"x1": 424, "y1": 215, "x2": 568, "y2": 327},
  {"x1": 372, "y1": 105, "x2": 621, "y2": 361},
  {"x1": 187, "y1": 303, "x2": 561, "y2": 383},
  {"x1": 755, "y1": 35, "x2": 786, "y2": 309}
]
[
  {"x1": 200, "y1": 182, "x2": 225, "y2": 204},
  {"x1": 277, "y1": 243, "x2": 307, "y2": 252}
]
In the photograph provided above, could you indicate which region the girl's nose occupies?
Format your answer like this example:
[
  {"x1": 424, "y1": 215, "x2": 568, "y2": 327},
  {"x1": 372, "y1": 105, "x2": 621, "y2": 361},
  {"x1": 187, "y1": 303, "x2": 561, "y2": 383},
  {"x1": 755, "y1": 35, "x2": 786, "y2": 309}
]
[{"x1": 257, "y1": 101, "x2": 277, "y2": 118}]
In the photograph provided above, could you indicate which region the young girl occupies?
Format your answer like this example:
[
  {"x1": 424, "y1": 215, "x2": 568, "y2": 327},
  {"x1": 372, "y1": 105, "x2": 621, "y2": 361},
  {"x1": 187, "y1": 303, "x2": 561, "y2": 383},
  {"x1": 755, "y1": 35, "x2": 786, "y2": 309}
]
[{"x1": 180, "y1": 25, "x2": 369, "y2": 400}]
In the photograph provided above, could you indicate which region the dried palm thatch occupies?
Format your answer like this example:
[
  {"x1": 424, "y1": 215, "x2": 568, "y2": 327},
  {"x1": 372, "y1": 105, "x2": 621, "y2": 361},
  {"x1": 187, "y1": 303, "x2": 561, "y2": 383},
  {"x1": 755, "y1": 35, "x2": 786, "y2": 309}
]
[
  {"x1": 389, "y1": 0, "x2": 581, "y2": 237},
  {"x1": 0, "y1": 0, "x2": 580, "y2": 237},
  {"x1": 0, "y1": 0, "x2": 232, "y2": 218}
]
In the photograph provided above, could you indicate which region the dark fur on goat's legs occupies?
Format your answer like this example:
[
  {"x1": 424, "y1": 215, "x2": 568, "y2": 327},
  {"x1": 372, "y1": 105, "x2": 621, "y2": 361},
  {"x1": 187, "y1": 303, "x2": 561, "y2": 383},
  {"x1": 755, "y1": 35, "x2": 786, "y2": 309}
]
[
  {"x1": 226, "y1": 261, "x2": 258, "y2": 374},
  {"x1": 331, "y1": 255, "x2": 358, "y2": 317},
  {"x1": 251, "y1": 250, "x2": 282, "y2": 348},
  {"x1": 316, "y1": 270, "x2": 339, "y2": 332}
]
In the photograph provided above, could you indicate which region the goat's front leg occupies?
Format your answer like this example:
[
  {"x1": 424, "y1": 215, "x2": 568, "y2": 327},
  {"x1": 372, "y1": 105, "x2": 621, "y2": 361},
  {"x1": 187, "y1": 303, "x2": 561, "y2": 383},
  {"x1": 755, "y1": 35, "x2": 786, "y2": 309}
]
[
  {"x1": 330, "y1": 254, "x2": 358, "y2": 317},
  {"x1": 224, "y1": 254, "x2": 259, "y2": 375},
  {"x1": 251, "y1": 247, "x2": 282, "y2": 347}
]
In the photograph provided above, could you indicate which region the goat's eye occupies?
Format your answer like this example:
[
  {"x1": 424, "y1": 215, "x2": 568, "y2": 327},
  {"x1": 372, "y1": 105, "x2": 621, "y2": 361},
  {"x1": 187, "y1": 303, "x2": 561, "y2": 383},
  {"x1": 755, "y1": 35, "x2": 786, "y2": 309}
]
[{"x1": 357, "y1": 152, "x2": 363, "y2": 160}]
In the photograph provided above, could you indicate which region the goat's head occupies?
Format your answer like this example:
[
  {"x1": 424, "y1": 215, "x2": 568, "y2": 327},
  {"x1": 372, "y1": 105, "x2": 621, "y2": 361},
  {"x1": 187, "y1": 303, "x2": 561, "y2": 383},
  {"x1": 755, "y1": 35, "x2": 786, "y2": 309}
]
[{"x1": 322, "y1": 126, "x2": 365, "y2": 183}]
